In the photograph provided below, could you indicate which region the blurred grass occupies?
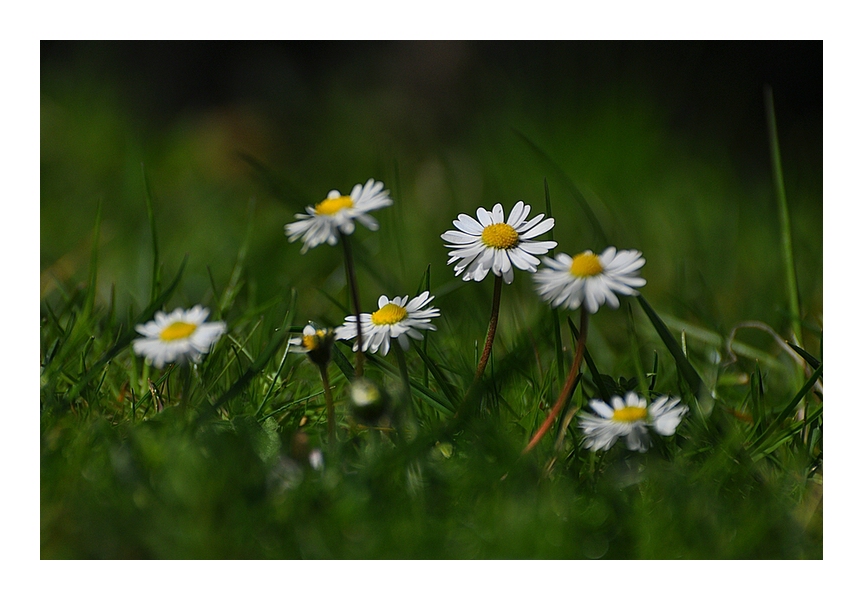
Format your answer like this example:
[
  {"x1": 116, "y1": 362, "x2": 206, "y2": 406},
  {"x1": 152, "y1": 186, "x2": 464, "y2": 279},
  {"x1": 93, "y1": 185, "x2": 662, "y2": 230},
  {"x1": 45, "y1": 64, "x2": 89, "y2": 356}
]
[{"x1": 40, "y1": 42, "x2": 822, "y2": 559}]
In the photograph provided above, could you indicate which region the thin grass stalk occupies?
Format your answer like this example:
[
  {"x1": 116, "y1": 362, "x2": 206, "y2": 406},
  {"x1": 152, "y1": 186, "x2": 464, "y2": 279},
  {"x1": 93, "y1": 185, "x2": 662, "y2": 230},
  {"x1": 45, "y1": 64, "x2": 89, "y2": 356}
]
[
  {"x1": 524, "y1": 307, "x2": 588, "y2": 454},
  {"x1": 340, "y1": 232, "x2": 365, "y2": 377},
  {"x1": 475, "y1": 274, "x2": 503, "y2": 382},
  {"x1": 319, "y1": 364, "x2": 336, "y2": 446},
  {"x1": 141, "y1": 164, "x2": 160, "y2": 303},
  {"x1": 765, "y1": 86, "x2": 803, "y2": 349}
]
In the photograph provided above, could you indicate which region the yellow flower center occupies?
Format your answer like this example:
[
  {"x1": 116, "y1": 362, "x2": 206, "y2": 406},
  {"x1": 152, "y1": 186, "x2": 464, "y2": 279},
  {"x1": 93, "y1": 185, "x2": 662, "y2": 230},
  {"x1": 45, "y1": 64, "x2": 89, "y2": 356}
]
[
  {"x1": 159, "y1": 321, "x2": 198, "y2": 341},
  {"x1": 570, "y1": 251, "x2": 604, "y2": 277},
  {"x1": 611, "y1": 406, "x2": 648, "y2": 422},
  {"x1": 314, "y1": 195, "x2": 353, "y2": 216},
  {"x1": 371, "y1": 303, "x2": 408, "y2": 326},
  {"x1": 481, "y1": 223, "x2": 519, "y2": 249},
  {"x1": 302, "y1": 335, "x2": 318, "y2": 351}
]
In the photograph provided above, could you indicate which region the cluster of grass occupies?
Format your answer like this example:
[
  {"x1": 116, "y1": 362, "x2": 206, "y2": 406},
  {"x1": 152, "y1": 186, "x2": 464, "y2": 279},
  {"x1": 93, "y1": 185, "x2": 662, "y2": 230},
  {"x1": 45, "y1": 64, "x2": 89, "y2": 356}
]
[
  {"x1": 40, "y1": 45, "x2": 822, "y2": 559},
  {"x1": 40, "y1": 162, "x2": 821, "y2": 560}
]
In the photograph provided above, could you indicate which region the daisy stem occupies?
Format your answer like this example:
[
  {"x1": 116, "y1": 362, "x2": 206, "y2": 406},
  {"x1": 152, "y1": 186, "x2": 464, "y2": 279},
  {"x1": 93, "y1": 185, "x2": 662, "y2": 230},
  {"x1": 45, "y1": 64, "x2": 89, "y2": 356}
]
[
  {"x1": 319, "y1": 363, "x2": 336, "y2": 446},
  {"x1": 474, "y1": 275, "x2": 503, "y2": 382},
  {"x1": 523, "y1": 307, "x2": 589, "y2": 454},
  {"x1": 340, "y1": 232, "x2": 365, "y2": 377}
]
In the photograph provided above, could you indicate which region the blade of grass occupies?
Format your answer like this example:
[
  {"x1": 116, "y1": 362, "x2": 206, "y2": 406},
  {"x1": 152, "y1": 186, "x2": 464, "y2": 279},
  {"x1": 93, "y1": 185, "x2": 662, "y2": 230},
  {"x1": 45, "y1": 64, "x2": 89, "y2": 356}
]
[
  {"x1": 256, "y1": 290, "x2": 298, "y2": 417},
  {"x1": 141, "y1": 164, "x2": 161, "y2": 303},
  {"x1": 63, "y1": 256, "x2": 188, "y2": 404},
  {"x1": 748, "y1": 364, "x2": 823, "y2": 457},
  {"x1": 513, "y1": 129, "x2": 609, "y2": 246},
  {"x1": 636, "y1": 295, "x2": 712, "y2": 413},
  {"x1": 331, "y1": 343, "x2": 355, "y2": 382},
  {"x1": 626, "y1": 303, "x2": 650, "y2": 397},
  {"x1": 83, "y1": 198, "x2": 102, "y2": 317},
  {"x1": 364, "y1": 352, "x2": 454, "y2": 417},
  {"x1": 765, "y1": 86, "x2": 804, "y2": 350},
  {"x1": 788, "y1": 342, "x2": 821, "y2": 370},
  {"x1": 198, "y1": 327, "x2": 290, "y2": 422},
  {"x1": 750, "y1": 362, "x2": 766, "y2": 434},
  {"x1": 415, "y1": 264, "x2": 432, "y2": 388},
  {"x1": 411, "y1": 341, "x2": 459, "y2": 412}
]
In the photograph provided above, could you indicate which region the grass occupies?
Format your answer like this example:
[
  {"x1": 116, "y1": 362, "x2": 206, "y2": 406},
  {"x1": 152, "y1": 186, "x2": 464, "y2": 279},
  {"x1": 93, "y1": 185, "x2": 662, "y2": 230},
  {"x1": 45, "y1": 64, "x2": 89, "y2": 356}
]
[
  {"x1": 40, "y1": 44, "x2": 822, "y2": 560},
  {"x1": 40, "y1": 181, "x2": 821, "y2": 559}
]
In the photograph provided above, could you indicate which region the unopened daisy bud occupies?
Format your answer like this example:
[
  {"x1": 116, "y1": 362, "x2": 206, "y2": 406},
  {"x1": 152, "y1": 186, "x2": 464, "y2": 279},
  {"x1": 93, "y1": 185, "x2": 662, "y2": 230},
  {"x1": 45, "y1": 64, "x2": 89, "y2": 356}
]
[
  {"x1": 349, "y1": 377, "x2": 390, "y2": 424},
  {"x1": 289, "y1": 324, "x2": 335, "y2": 367}
]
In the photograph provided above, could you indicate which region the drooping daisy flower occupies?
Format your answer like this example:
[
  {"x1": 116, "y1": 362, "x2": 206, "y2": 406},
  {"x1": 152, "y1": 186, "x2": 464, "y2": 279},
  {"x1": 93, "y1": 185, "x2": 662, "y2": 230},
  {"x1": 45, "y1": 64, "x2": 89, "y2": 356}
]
[
  {"x1": 441, "y1": 201, "x2": 556, "y2": 284},
  {"x1": 285, "y1": 178, "x2": 393, "y2": 253},
  {"x1": 288, "y1": 323, "x2": 335, "y2": 367},
  {"x1": 335, "y1": 291, "x2": 440, "y2": 356},
  {"x1": 132, "y1": 306, "x2": 226, "y2": 368},
  {"x1": 578, "y1": 392, "x2": 688, "y2": 453},
  {"x1": 533, "y1": 247, "x2": 646, "y2": 313}
]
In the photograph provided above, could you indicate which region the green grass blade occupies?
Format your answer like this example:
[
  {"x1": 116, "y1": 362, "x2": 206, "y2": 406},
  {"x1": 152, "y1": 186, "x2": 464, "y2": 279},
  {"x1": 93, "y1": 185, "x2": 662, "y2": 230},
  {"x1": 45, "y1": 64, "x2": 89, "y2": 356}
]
[
  {"x1": 415, "y1": 264, "x2": 432, "y2": 387},
  {"x1": 63, "y1": 256, "x2": 188, "y2": 404},
  {"x1": 566, "y1": 316, "x2": 610, "y2": 402},
  {"x1": 512, "y1": 129, "x2": 609, "y2": 246},
  {"x1": 788, "y1": 342, "x2": 821, "y2": 370},
  {"x1": 749, "y1": 364, "x2": 822, "y2": 457},
  {"x1": 765, "y1": 86, "x2": 803, "y2": 349},
  {"x1": 83, "y1": 199, "x2": 102, "y2": 317},
  {"x1": 627, "y1": 303, "x2": 650, "y2": 397},
  {"x1": 636, "y1": 295, "x2": 712, "y2": 412},
  {"x1": 411, "y1": 341, "x2": 459, "y2": 412},
  {"x1": 199, "y1": 327, "x2": 290, "y2": 422},
  {"x1": 750, "y1": 362, "x2": 766, "y2": 433},
  {"x1": 237, "y1": 151, "x2": 305, "y2": 209},
  {"x1": 317, "y1": 287, "x2": 351, "y2": 315},
  {"x1": 141, "y1": 164, "x2": 161, "y2": 303},
  {"x1": 331, "y1": 343, "x2": 356, "y2": 382},
  {"x1": 257, "y1": 290, "x2": 298, "y2": 417},
  {"x1": 364, "y1": 352, "x2": 454, "y2": 416}
]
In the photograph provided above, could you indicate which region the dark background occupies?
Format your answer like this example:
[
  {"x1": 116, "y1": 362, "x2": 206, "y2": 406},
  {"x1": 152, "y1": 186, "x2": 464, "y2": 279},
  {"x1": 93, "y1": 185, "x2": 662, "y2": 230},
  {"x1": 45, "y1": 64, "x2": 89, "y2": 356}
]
[{"x1": 40, "y1": 41, "x2": 822, "y2": 338}]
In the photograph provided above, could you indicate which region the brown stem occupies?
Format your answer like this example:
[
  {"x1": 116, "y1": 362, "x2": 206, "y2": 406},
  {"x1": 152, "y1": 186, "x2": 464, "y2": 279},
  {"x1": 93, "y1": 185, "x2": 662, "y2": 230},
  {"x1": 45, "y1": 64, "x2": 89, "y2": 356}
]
[
  {"x1": 319, "y1": 364, "x2": 336, "y2": 446},
  {"x1": 340, "y1": 232, "x2": 364, "y2": 377},
  {"x1": 523, "y1": 307, "x2": 589, "y2": 454},
  {"x1": 474, "y1": 274, "x2": 503, "y2": 382}
]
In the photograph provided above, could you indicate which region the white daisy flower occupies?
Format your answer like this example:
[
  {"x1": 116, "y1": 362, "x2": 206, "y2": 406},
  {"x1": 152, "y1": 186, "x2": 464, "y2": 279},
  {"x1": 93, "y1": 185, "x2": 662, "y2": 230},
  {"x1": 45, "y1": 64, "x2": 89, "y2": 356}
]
[
  {"x1": 441, "y1": 201, "x2": 557, "y2": 284},
  {"x1": 533, "y1": 247, "x2": 646, "y2": 313},
  {"x1": 578, "y1": 392, "x2": 688, "y2": 453},
  {"x1": 285, "y1": 178, "x2": 393, "y2": 253},
  {"x1": 335, "y1": 291, "x2": 440, "y2": 356},
  {"x1": 288, "y1": 324, "x2": 335, "y2": 366},
  {"x1": 132, "y1": 306, "x2": 226, "y2": 368}
]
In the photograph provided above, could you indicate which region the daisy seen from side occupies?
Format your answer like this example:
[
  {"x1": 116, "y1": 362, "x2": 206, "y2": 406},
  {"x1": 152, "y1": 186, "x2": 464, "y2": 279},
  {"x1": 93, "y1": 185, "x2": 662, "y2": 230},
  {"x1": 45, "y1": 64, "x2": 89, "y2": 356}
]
[
  {"x1": 533, "y1": 246, "x2": 646, "y2": 313},
  {"x1": 132, "y1": 306, "x2": 226, "y2": 368},
  {"x1": 285, "y1": 178, "x2": 393, "y2": 253},
  {"x1": 441, "y1": 201, "x2": 556, "y2": 284},
  {"x1": 335, "y1": 291, "x2": 440, "y2": 356},
  {"x1": 288, "y1": 323, "x2": 335, "y2": 367},
  {"x1": 578, "y1": 391, "x2": 688, "y2": 453}
]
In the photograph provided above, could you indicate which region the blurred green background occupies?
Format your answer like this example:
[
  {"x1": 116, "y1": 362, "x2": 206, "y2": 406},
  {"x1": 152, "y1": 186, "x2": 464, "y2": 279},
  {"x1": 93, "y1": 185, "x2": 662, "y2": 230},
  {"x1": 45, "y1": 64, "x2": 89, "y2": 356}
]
[{"x1": 41, "y1": 41, "x2": 822, "y2": 343}]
